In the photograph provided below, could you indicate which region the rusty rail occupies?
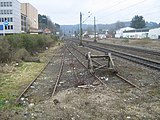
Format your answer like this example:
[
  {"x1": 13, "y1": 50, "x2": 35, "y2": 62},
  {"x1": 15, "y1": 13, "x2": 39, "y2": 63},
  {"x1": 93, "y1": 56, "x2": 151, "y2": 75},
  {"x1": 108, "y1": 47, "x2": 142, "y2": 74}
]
[
  {"x1": 51, "y1": 52, "x2": 65, "y2": 97},
  {"x1": 15, "y1": 48, "x2": 61, "y2": 103},
  {"x1": 71, "y1": 45, "x2": 141, "y2": 90},
  {"x1": 67, "y1": 47, "x2": 106, "y2": 86}
]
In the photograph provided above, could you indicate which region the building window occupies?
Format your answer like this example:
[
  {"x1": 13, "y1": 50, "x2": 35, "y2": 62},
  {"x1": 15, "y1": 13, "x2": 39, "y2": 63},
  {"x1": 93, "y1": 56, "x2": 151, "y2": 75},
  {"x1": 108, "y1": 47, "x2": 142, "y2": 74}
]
[
  {"x1": 8, "y1": 25, "x2": 10, "y2": 30},
  {"x1": 11, "y1": 25, "x2": 13, "y2": 30},
  {"x1": 0, "y1": 2, "x2": 12, "y2": 7},
  {"x1": 7, "y1": 10, "x2": 9, "y2": 14},
  {"x1": 10, "y1": 10, "x2": 13, "y2": 14},
  {"x1": 4, "y1": 2, "x2": 6, "y2": 7},
  {"x1": 10, "y1": 18, "x2": 13, "y2": 22},
  {"x1": 0, "y1": 10, "x2": 13, "y2": 15},
  {"x1": 6, "y1": 2, "x2": 9, "y2": 7},
  {"x1": 0, "y1": 2, "x2": 3, "y2": 7},
  {"x1": 9, "y1": 2, "x2": 12, "y2": 6},
  {"x1": 0, "y1": 10, "x2": 3, "y2": 14},
  {"x1": 5, "y1": 26, "x2": 7, "y2": 30},
  {"x1": 4, "y1": 10, "x2": 6, "y2": 14}
]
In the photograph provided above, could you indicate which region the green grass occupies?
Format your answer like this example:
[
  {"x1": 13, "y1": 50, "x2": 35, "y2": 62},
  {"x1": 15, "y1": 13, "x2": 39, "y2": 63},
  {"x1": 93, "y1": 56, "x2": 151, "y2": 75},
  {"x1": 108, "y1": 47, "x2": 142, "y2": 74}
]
[
  {"x1": 0, "y1": 62, "x2": 45, "y2": 109},
  {"x1": 0, "y1": 43, "x2": 61, "y2": 110}
]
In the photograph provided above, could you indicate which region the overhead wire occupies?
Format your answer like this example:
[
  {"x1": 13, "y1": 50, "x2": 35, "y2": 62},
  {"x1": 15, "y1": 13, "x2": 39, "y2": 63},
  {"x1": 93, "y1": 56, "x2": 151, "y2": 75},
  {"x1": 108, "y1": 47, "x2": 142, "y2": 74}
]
[{"x1": 97, "y1": 0, "x2": 148, "y2": 22}]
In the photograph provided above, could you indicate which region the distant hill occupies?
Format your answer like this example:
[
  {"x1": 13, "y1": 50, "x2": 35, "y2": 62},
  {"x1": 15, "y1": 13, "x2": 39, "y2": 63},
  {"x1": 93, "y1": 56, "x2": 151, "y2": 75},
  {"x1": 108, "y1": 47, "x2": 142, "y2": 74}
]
[{"x1": 60, "y1": 21, "x2": 159, "y2": 35}]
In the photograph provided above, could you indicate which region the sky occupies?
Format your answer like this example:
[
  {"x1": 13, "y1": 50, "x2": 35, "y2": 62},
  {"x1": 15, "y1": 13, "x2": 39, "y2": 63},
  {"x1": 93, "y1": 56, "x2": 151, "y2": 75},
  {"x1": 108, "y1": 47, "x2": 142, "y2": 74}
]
[{"x1": 18, "y1": 0, "x2": 160, "y2": 25}]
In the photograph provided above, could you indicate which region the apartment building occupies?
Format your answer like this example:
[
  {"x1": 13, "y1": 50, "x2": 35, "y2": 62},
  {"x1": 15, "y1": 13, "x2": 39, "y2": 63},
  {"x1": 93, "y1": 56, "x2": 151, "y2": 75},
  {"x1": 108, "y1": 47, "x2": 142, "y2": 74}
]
[
  {"x1": 21, "y1": 3, "x2": 38, "y2": 33},
  {"x1": 0, "y1": 0, "x2": 21, "y2": 35},
  {"x1": 0, "y1": 0, "x2": 38, "y2": 35}
]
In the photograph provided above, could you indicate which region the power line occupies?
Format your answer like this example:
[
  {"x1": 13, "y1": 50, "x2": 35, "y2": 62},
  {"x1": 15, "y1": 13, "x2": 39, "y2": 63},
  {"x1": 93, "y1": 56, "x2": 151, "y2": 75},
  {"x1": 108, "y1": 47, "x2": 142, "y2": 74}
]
[
  {"x1": 97, "y1": 0, "x2": 148, "y2": 21},
  {"x1": 95, "y1": 0, "x2": 128, "y2": 15},
  {"x1": 97, "y1": 4, "x2": 160, "y2": 24}
]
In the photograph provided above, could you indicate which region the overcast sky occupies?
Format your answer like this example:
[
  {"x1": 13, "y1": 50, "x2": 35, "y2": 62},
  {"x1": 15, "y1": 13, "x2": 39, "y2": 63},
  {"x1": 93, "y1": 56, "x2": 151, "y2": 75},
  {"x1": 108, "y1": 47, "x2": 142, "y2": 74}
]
[{"x1": 19, "y1": 0, "x2": 160, "y2": 25}]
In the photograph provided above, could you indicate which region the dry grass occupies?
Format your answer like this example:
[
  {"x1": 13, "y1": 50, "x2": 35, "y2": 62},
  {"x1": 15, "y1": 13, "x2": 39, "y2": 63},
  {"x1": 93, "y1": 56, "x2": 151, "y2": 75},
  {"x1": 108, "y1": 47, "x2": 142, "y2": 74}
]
[{"x1": 0, "y1": 44, "x2": 60, "y2": 109}]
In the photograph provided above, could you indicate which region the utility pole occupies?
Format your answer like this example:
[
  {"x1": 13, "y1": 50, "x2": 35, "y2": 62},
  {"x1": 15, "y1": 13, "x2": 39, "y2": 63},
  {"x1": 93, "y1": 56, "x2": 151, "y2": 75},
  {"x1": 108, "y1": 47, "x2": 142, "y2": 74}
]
[
  {"x1": 94, "y1": 16, "x2": 97, "y2": 42},
  {"x1": 79, "y1": 12, "x2": 83, "y2": 46}
]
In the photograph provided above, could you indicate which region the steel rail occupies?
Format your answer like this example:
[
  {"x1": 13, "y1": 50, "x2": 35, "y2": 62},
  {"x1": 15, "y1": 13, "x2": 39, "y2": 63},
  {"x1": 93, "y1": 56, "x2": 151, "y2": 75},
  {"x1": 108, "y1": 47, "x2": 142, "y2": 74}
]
[
  {"x1": 82, "y1": 40, "x2": 160, "y2": 56},
  {"x1": 84, "y1": 44, "x2": 160, "y2": 70},
  {"x1": 67, "y1": 47, "x2": 106, "y2": 86},
  {"x1": 51, "y1": 52, "x2": 65, "y2": 97},
  {"x1": 15, "y1": 48, "x2": 61, "y2": 103},
  {"x1": 71, "y1": 45, "x2": 141, "y2": 90}
]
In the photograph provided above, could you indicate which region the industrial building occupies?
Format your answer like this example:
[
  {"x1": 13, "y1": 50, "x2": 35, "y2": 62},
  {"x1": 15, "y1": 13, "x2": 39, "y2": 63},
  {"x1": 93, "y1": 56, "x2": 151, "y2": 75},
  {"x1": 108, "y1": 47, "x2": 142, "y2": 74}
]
[
  {"x1": 0, "y1": 0, "x2": 38, "y2": 35},
  {"x1": 115, "y1": 27, "x2": 135, "y2": 38},
  {"x1": 0, "y1": 0, "x2": 21, "y2": 35},
  {"x1": 122, "y1": 28, "x2": 149, "y2": 39},
  {"x1": 115, "y1": 27, "x2": 160, "y2": 40},
  {"x1": 21, "y1": 3, "x2": 38, "y2": 33},
  {"x1": 148, "y1": 28, "x2": 160, "y2": 39}
]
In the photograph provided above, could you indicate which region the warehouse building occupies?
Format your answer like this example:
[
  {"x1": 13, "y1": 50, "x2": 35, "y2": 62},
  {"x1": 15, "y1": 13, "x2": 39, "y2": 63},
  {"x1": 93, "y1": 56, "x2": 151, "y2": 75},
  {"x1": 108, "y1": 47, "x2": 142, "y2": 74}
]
[
  {"x1": 123, "y1": 28, "x2": 149, "y2": 39},
  {"x1": 148, "y1": 28, "x2": 160, "y2": 40},
  {"x1": 115, "y1": 27, "x2": 135, "y2": 38}
]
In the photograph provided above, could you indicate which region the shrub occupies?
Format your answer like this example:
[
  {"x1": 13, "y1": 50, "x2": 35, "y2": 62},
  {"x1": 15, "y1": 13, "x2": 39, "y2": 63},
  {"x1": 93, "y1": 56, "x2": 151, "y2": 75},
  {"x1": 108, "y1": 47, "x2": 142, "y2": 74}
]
[
  {"x1": 0, "y1": 38, "x2": 11, "y2": 63},
  {"x1": 13, "y1": 48, "x2": 30, "y2": 62},
  {"x1": 0, "y1": 34, "x2": 57, "y2": 63}
]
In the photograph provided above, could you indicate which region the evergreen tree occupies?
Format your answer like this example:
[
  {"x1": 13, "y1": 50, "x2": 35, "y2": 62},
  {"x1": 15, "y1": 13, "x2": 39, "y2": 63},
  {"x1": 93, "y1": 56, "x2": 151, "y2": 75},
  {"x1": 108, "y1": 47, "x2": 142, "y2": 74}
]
[{"x1": 131, "y1": 15, "x2": 146, "y2": 29}]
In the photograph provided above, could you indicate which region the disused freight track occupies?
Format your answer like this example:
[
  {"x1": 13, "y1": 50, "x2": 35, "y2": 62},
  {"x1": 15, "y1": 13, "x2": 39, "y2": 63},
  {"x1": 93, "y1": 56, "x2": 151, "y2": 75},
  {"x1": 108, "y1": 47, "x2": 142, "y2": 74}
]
[
  {"x1": 51, "y1": 45, "x2": 101, "y2": 96},
  {"x1": 16, "y1": 47, "x2": 65, "y2": 105}
]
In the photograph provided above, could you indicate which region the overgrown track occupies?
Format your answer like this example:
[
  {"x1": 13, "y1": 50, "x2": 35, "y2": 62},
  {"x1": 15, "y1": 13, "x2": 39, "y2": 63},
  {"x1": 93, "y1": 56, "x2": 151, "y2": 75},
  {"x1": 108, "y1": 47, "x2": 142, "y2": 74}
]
[{"x1": 15, "y1": 47, "x2": 64, "y2": 104}]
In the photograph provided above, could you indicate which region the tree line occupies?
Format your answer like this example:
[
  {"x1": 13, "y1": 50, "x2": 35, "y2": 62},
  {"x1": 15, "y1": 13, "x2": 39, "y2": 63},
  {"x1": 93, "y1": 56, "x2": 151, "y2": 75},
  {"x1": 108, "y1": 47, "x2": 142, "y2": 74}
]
[{"x1": 38, "y1": 14, "x2": 60, "y2": 34}]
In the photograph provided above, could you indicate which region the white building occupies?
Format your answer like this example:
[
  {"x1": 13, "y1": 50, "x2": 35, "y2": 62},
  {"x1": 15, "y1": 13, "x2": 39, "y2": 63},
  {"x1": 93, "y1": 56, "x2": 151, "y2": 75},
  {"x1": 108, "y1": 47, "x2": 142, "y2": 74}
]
[
  {"x1": 115, "y1": 27, "x2": 135, "y2": 38},
  {"x1": 148, "y1": 28, "x2": 160, "y2": 39},
  {"x1": 0, "y1": 0, "x2": 21, "y2": 35},
  {"x1": 123, "y1": 29, "x2": 149, "y2": 39}
]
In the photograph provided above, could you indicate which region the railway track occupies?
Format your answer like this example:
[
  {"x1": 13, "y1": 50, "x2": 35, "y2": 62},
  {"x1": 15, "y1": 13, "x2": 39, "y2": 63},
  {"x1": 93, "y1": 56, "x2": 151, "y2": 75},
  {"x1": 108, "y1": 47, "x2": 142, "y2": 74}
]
[
  {"x1": 67, "y1": 46, "x2": 106, "y2": 86},
  {"x1": 72, "y1": 40, "x2": 160, "y2": 70},
  {"x1": 84, "y1": 43, "x2": 160, "y2": 70},
  {"x1": 16, "y1": 47, "x2": 65, "y2": 104},
  {"x1": 71, "y1": 44, "x2": 141, "y2": 90},
  {"x1": 82, "y1": 40, "x2": 160, "y2": 57}
]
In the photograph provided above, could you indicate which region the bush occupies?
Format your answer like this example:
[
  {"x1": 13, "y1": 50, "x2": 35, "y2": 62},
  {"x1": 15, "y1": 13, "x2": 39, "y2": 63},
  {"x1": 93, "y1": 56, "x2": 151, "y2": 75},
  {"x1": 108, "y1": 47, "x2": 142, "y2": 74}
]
[
  {"x1": 0, "y1": 38, "x2": 11, "y2": 63},
  {"x1": 13, "y1": 48, "x2": 30, "y2": 62},
  {"x1": 0, "y1": 34, "x2": 57, "y2": 63}
]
